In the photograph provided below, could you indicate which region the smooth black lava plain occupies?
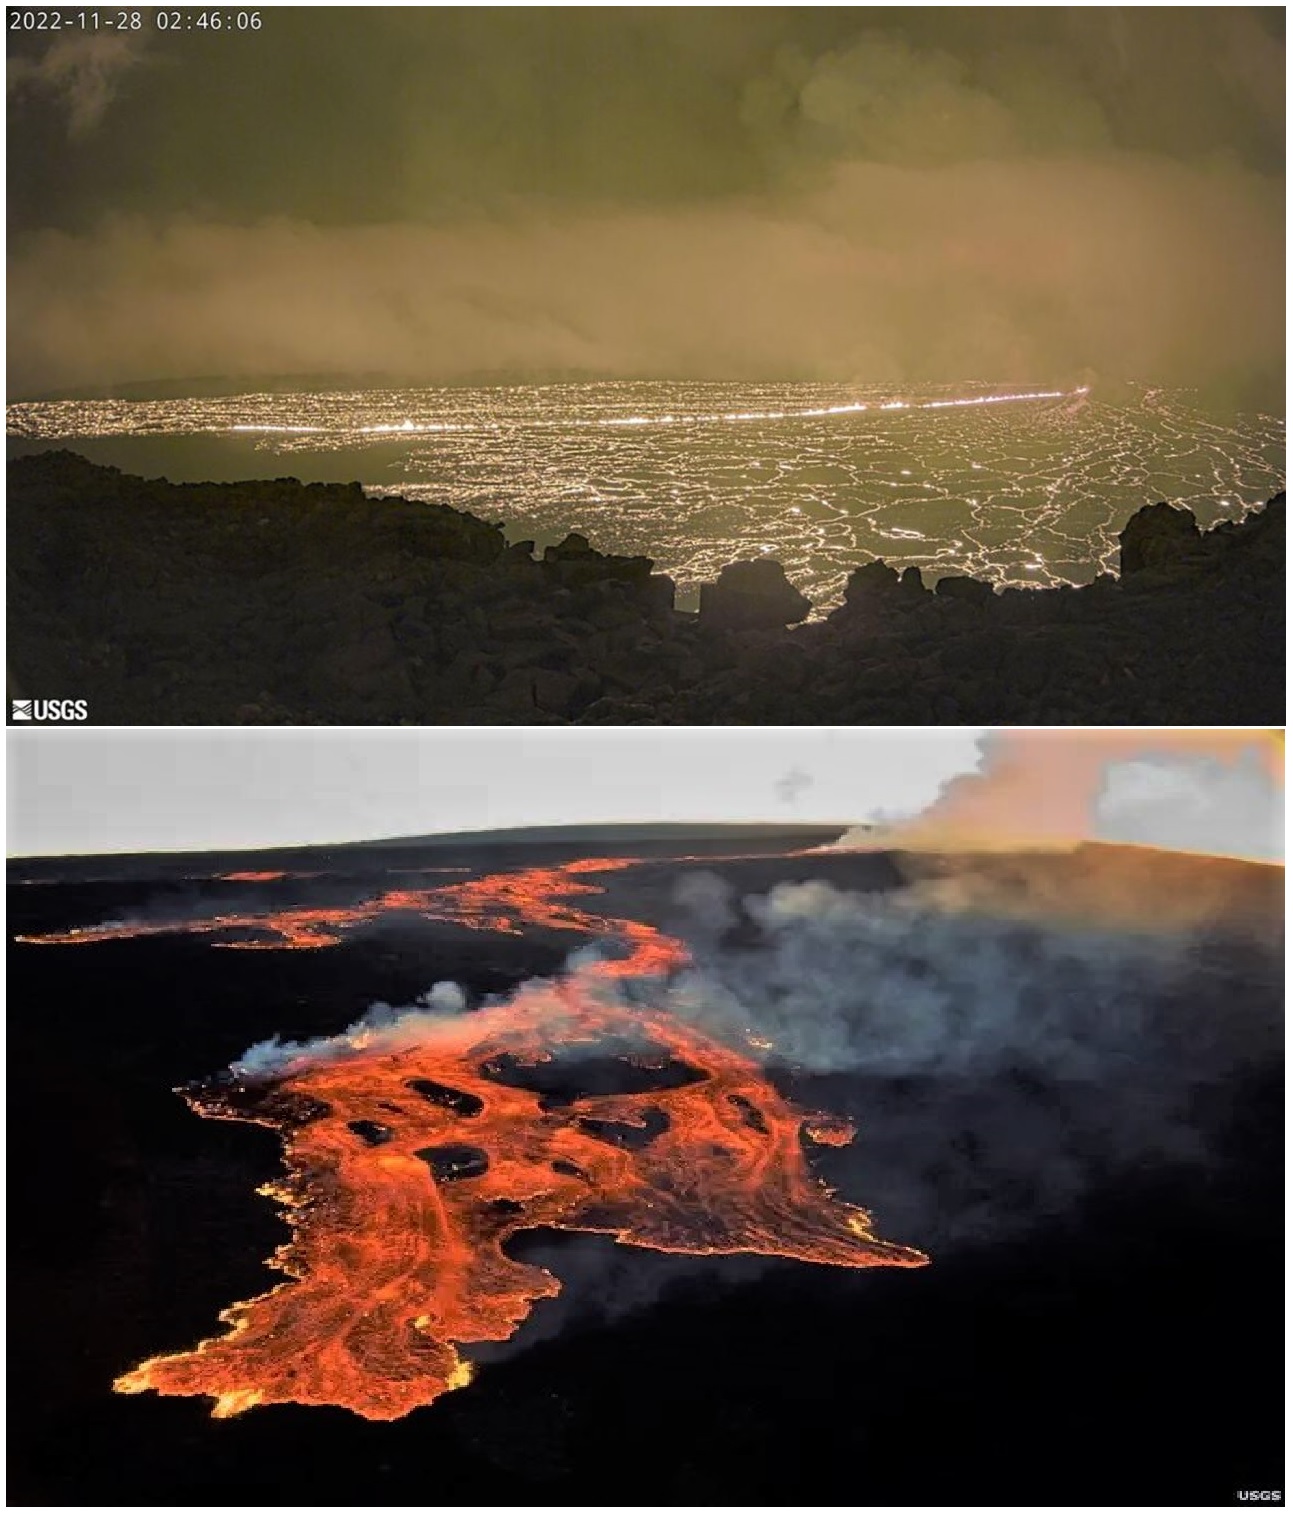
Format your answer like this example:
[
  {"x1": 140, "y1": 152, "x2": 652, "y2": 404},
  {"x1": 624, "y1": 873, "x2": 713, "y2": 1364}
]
[{"x1": 7, "y1": 838, "x2": 1283, "y2": 1506}]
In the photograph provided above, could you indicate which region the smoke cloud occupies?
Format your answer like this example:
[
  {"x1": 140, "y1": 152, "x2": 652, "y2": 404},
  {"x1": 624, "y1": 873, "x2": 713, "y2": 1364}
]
[
  {"x1": 6, "y1": 9, "x2": 1284, "y2": 396},
  {"x1": 232, "y1": 978, "x2": 469, "y2": 1079},
  {"x1": 661, "y1": 871, "x2": 1280, "y2": 1247},
  {"x1": 231, "y1": 946, "x2": 635, "y2": 1081},
  {"x1": 841, "y1": 729, "x2": 1284, "y2": 860},
  {"x1": 7, "y1": 156, "x2": 1282, "y2": 396},
  {"x1": 7, "y1": 32, "x2": 148, "y2": 139},
  {"x1": 226, "y1": 854, "x2": 1280, "y2": 1263}
]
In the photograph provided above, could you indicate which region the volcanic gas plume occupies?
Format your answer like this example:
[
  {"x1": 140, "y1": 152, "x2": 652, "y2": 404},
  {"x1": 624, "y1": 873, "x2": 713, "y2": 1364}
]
[
  {"x1": 835, "y1": 729, "x2": 1284, "y2": 858},
  {"x1": 111, "y1": 858, "x2": 925, "y2": 1421}
]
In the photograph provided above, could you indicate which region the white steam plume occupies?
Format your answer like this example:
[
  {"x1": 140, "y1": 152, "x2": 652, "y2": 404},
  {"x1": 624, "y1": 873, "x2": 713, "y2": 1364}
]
[{"x1": 836, "y1": 730, "x2": 1284, "y2": 860}]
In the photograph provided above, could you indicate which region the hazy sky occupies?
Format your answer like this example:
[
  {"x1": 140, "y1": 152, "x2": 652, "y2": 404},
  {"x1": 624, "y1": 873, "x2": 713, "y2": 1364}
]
[
  {"x1": 8, "y1": 727, "x2": 1282, "y2": 862},
  {"x1": 5, "y1": 727, "x2": 989, "y2": 856},
  {"x1": 6, "y1": 7, "x2": 1284, "y2": 398}
]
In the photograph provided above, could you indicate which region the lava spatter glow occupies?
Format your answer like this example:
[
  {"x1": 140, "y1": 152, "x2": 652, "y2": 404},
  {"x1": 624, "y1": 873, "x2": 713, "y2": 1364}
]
[{"x1": 111, "y1": 859, "x2": 927, "y2": 1421}]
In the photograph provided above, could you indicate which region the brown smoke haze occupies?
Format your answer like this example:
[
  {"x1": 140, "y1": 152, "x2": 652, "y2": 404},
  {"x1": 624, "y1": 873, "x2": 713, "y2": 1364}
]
[
  {"x1": 7, "y1": 156, "x2": 1283, "y2": 396},
  {"x1": 6, "y1": 9, "x2": 1284, "y2": 398},
  {"x1": 826, "y1": 730, "x2": 1285, "y2": 945},
  {"x1": 846, "y1": 729, "x2": 1284, "y2": 857}
]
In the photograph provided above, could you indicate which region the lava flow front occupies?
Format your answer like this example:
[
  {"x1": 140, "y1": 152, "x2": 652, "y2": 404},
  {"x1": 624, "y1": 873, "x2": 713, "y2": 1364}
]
[{"x1": 113, "y1": 857, "x2": 928, "y2": 1421}]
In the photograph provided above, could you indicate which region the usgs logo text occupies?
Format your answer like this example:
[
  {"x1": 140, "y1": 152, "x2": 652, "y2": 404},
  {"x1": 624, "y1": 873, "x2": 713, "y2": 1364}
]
[
  {"x1": 1236, "y1": 1494, "x2": 1282, "y2": 1504},
  {"x1": 11, "y1": 699, "x2": 89, "y2": 722}
]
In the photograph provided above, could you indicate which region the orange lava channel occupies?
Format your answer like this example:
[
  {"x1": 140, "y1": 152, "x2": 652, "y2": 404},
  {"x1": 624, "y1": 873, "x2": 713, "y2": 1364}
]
[
  {"x1": 112, "y1": 859, "x2": 928, "y2": 1421},
  {"x1": 19, "y1": 858, "x2": 657, "y2": 951}
]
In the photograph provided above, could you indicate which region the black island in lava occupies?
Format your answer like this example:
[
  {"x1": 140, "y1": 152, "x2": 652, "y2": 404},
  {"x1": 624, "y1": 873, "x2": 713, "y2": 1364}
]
[{"x1": 8, "y1": 822, "x2": 1282, "y2": 1505}]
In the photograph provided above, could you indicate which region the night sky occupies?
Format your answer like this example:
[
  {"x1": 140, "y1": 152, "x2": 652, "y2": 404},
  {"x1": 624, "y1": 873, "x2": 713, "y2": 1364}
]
[{"x1": 6, "y1": 6, "x2": 1285, "y2": 398}]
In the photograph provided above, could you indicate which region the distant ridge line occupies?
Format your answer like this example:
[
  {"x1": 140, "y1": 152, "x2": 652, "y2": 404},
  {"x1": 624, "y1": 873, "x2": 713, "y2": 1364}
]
[
  {"x1": 7, "y1": 819, "x2": 858, "y2": 870},
  {"x1": 340, "y1": 820, "x2": 857, "y2": 849}
]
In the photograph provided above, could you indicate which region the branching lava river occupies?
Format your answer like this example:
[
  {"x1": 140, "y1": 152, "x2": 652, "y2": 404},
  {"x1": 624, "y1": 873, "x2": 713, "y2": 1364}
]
[{"x1": 67, "y1": 857, "x2": 928, "y2": 1420}]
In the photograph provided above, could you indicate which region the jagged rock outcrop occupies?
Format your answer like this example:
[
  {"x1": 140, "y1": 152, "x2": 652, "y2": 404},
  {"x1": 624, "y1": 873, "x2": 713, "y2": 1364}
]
[
  {"x1": 6, "y1": 451, "x2": 1283, "y2": 726},
  {"x1": 829, "y1": 559, "x2": 928, "y2": 635},
  {"x1": 934, "y1": 575, "x2": 995, "y2": 606},
  {"x1": 844, "y1": 560, "x2": 908, "y2": 605},
  {"x1": 543, "y1": 531, "x2": 657, "y2": 591},
  {"x1": 1119, "y1": 501, "x2": 1204, "y2": 574},
  {"x1": 697, "y1": 559, "x2": 812, "y2": 632}
]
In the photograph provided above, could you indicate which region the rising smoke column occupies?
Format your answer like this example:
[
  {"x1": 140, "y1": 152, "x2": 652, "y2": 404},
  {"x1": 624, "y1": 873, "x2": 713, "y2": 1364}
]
[{"x1": 837, "y1": 729, "x2": 1284, "y2": 860}]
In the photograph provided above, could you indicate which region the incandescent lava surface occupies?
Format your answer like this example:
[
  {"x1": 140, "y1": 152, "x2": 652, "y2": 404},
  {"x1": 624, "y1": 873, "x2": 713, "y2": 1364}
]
[{"x1": 112, "y1": 858, "x2": 927, "y2": 1420}]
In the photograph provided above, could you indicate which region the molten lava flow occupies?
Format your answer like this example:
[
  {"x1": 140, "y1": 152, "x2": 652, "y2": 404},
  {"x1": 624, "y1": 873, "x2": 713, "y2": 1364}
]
[
  {"x1": 113, "y1": 857, "x2": 928, "y2": 1422},
  {"x1": 16, "y1": 859, "x2": 649, "y2": 951}
]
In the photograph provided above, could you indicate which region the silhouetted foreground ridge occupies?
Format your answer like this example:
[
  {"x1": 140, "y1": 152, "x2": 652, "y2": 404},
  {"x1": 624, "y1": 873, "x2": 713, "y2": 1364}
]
[{"x1": 8, "y1": 451, "x2": 1284, "y2": 724}]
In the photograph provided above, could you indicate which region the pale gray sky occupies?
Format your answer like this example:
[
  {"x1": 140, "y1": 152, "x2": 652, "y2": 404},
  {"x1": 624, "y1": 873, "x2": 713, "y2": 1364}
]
[
  {"x1": 6, "y1": 727, "x2": 988, "y2": 857},
  {"x1": 1094, "y1": 751, "x2": 1284, "y2": 862}
]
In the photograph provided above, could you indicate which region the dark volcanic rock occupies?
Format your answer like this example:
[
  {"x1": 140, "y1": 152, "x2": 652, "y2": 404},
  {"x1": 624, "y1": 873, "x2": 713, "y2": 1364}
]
[
  {"x1": 6, "y1": 451, "x2": 1284, "y2": 725},
  {"x1": 1119, "y1": 500, "x2": 1204, "y2": 574},
  {"x1": 847, "y1": 560, "x2": 903, "y2": 599},
  {"x1": 934, "y1": 575, "x2": 995, "y2": 606},
  {"x1": 543, "y1": 531, "x2": 595, "y2": 562},
  {"x1": 829, "y1": 560, "x2": 929, "y2": 639},
  {"x1": 697, "y1": 558, "x2": 812, "y2": 632},
  {"x1": 842, "y1": 559, "x2": 910, "y2": 614}
]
